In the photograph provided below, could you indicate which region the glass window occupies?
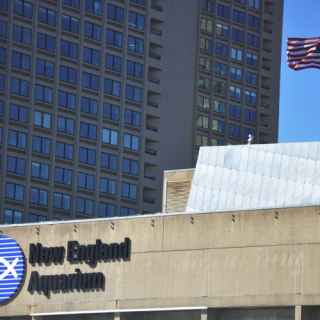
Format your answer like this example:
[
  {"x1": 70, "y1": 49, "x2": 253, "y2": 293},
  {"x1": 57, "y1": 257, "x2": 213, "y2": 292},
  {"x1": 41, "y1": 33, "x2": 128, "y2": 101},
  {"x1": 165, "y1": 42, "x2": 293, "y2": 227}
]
[
  {"x1": 10, "y1": 103, "x2": 28, "y2": 122},
  {"x1": 130, "y1": 0, "x2": 145, "y2": 6},
  {"x1": 120, "y1": 207, "x2": 137, "y2": 216},
  {"x1": 0, "y1": 0, "x2": 8, "y2": 12},
  {"x1": 38, "y1": 6, "x2": 56, "y2": 26},
  {"x1": 212, "y1": 119, "x2": 225, "y2": 133},
  {"x1": 82, "y1": 72, "x2": 100, "y2": 91},
  {"x1": 199, "y1": 56, "x2": 211, "y2": 72},
  {"x1": 229, "y1": 85, "x2": 242, "y2": 101},
  {"x1": 233, "y1": 9, "x2": 246, "y2": 25},
  {"x1": 122, "y1": 158, "x2": 139, "y2": 176},
  {"x1": 4, "y1": 209, "x2": 23, "y2": 224},
  {"x1": 57, "y1": 116, "x2": 74, "y2": 135},
  {"x1": 247, "y1": 33, "x2": 260, "y2": 48},
  {"x1": 230, "y1": 66, "x2": 243, "y2": 81},
  {"x1": 246, "y1": 51, "x2": 258, "y2": 66},
  {"x1": 230, "y1": 47, "x2": 243, "y2": 62},
  {"x1": 10, "y1": 77, "x2": 29, "y2": 97},
  {"x1": 248, "y1": 14, "x2": 260, "y2": 31},
  {"x1": 0, "y1": 47, "x2": 5, "y2": 65},
  {"x1": 124, "y1": 109, "x2": 141, "y2": 127},
  {"x1": 6, "y1": 183, "x2": 25, "y2": 201},
  {"x1": 36, "y1": 58, "x2": 54, "y2": 79},
  {"x1": 0, "y1": 73, "x2": 4, "y2": 91},
  {"x1": 60, "y1": 65, "x2": 78, "y2": 84},
  {"x1": 104, "y1": 78, "x2": 121, "y2": 97},
  {"x1": 248, "y1": 0, "x2": 260, "y2": 10},
  {"x1": 84, "y1": 21, "x2": 102, "y2": 41},
  {"x1": 215, "y1": 42, "x2": 229, "y2": 57},
  {"x1": 61, "y1": 15, "x2": 80, "y2": 34},
  {"x1": 128, "y1": 11, "x2": 145, "y2": 30},
  {"x1": 76, "y1": 197, "x2": 95, "y2": 216},
  {"x1": 32, "y1": 136, "x2": 51, "y2": 155},
  {"x1": 229, "y1": 123, "x2": 241, "y2": 139},
  {"x1": 197, "y1": 115, "x2": 208, "y2": 129},
  {"x1": 245, "y1": 89, "x2": 257, "y2": 106},
  {"x1": 100, "y1": 177, "x2": 117, "y2": 195},
  {"x1": 0, "y1": 20, "x2": 7, "y2": 39},
  {"x1": 35, "y1": 84, "x2": 53, "y2": 104},
  {"x1": 37, "y1": 32, "x2": 56, "y2": 53},
  {"x1": 7, "y1": 156, "x2": 26, "y2": 176},
  {"x1": 14, "y1": 0, "x2": 33, "y2": 19},
  {"x1": 28, "y1": 213, "x2": 47, "y2": 222},
  {"x1": 103, "y1": 103, "x2": 120, "y2": 122},
  {"x1": 31, "y1": 187, "x2": 48, "y2": 206},
  {"x1": 81, "y1": 96, "x2": 98, "y2": 114},
  {"x1": 12, "y1": 50, "x2": 31, "y2": 71},
  {"x1": 79, "y1": 146, "x2": 96, "y2": 165},
  {"x1": 231, "y1": 27, "x2": 245, "y2": 44},
  {"x1": 62, "y1": 0, "x2": 80, "y2": 9},
  {"x1": 59, "y1": 90, "x2": 76, "y2": 110},
  {"x1": 128, "y1": 35, "x2": 144, "y2": 54},
  {"x1": 244, "y1": 109, "x2": 257, "y2": 123},
  {"x1": 85, "y1": 0, "x2": 102, "y2": 16},
  {"x1": 101, "y1": 152, "x2": 118, "y2": 172},
  {"x1": 8, "y1": 130, "x2": 27, "y2": 149},
  {"x1": 246, "y1": 70, "x2": 258, "y2": 86},
  {"x1": 55, "y1": 167, "x2": 73, "y2": 185},
  {"x1": 34, "y1": 110, "x2": 51, "y2": 129},
  {"x1": 80, "y1": 122, "x2": 97, "y2": 140},
  {"x1": 99, "y1": 203, "x2": 117, "y2": 218},
  {"x1": 102, "y1": 128, "x2": 118, "y2": 145},
  {"x1": 215, "y1": 62, "x2": 228, "y2": 77},
  {"x1": 107, "y1": 4, "x2": 124, "y2": 23},
  {"x1": 213, "y1": 100, "x2": 226, "y2": 114},
  {"x1": 55, "y1": 142, "x2": 73, "y2": 160},
  {"x1": 121, "y1": 182, "x2": 137, "y2": 200},
  {"x1": 106, "y1": 29, "x2": 123, "y2": 48},
  {"x1": 229, "y1": 104, "x2": 241, "y2": 120},
  {"x1": 60, "y1": 39, "x2": 79, "y2": 59},
  {"x1": 83, "y1": 47, "x2": 101, "y2": 67},
  {"x1": 215, "y1": 23, "x2": 229, "y2": 39},
  {"x1": 78, "y1": 172, "x2": 96, "y2": 191},
  {"x1": 31, "y1": 161, "x2": 49, "y2": 180},
  {"x1": 54, "y1": 193, "x2": 71, "y2": 210},
  {"x1": 106, "y1": 54, "x2": 122, "y2": 73},
  {"x1": 126, "y1": 84, "x2": 143, "y2": 102},
  {"x1": 216, "y1": 3, "x2": 230, "y2": 20},
  {"x1": 213, "y1": 80, "x2": 227, "y2": 96},
  {"x1": 197, "y1": 95, "x2": 210, "y2": 110},
  {"x1": 200, "y1": 37, "x2": 213, "y2": 54},
  {"x1": 127, "y1": 60, "x2": 144, "y2": 79},
  {"x1": 123, "y1": 133, "x2": 139, "y2": 151}
]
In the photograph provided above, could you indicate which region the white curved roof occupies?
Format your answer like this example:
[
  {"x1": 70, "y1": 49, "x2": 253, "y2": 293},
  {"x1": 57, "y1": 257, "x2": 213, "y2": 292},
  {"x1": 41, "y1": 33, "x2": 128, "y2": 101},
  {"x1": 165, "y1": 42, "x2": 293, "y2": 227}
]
[{"x1": 186, "y1": 142, "x2": 320, "y2": 213}]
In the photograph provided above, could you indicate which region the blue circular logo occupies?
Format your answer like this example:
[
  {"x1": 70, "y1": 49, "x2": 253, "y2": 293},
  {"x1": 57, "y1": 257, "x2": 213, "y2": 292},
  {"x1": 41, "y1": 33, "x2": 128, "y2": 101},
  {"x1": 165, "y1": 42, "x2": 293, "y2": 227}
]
[{"x1": 0, "y1": 234, "x2": 25, "y2": 304}]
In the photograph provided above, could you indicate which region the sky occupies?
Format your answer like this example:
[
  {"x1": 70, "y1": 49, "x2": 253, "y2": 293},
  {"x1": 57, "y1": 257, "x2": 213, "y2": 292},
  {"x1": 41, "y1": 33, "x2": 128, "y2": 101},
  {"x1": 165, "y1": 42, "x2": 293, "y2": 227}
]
[{"x1": 279, "y1": 0, "x2": 320, "y2": 142}]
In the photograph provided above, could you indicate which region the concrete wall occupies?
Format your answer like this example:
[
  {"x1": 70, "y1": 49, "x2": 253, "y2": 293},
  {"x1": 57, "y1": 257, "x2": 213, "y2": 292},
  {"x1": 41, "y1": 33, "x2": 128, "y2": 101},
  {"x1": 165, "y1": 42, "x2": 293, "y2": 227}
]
[{"x1": 2, "y1": 206, "x2": 320, "y2": 316}]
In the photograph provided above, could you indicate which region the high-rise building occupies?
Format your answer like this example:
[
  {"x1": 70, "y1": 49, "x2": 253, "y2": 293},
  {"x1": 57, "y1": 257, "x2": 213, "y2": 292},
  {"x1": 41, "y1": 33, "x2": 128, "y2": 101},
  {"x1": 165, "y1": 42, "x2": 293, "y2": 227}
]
[{"x1": 0, "y1": 0, "x2": 283, "y2": 223}]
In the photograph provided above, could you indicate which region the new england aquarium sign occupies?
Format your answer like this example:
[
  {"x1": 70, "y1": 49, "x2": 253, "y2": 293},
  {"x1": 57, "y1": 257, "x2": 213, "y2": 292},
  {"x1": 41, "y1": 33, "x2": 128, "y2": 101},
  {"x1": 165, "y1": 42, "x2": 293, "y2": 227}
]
[{"x1": 0, "y1": 235, "x2": 131, "y2": 302}]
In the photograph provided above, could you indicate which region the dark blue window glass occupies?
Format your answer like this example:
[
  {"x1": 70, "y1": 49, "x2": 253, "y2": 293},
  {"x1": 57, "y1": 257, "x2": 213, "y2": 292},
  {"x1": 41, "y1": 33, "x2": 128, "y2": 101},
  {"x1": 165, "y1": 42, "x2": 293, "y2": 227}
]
[
  {"x1": 14, "y1": 0, "x2": 33, "y2": 19},
  {"x1": 36, "y1": 58, "x2": 54, "y2": 79},
  {"x1": 0, "y1": 73, "x2": 4, "y2": 91},
  {"x1": 85, "y1": 0, "x2": 102, "y2": 16},
  {"x1": 62, "y1": 0, "x2": 80, "y2": 9},
  {"x1": 129, "y1": 0, "x2": 145, "y2": 6},
  {"x1": 107, "y1": 4, "x2": 124, "y2": 23},
  {"x1": 55, "y1": 167, "x2": 73, "y2": 186},
  {"x1": 122, "y1": 158, "x2": 139, "y2": 176},
  {"x1": 121, "y1": 182, "x2": 137, "y2": 200},
  {"x1": 8, "y1": 129, "x2": 27, "y2": 149},
  {"x1": 80, "y1": 122, "x2": 97, "y2": 140},
  {"x1": 103, "y1": 103, "x2": 120, "y2": 122},
  {"x1": 215, "y1": 42, "x2": 229, "y2": 57},
  {"x1": 100, "y1": 178, "x2": 117, "y2": 195},
  {"x1": 7, "y1": 156, "x2": 26, "y2": 176},
  {"x1": 56, "y1": 142, "x2": 73, "y2": 160},
  {"x1": 6, "y1": 183, "x2": 25, "y2": 201},
  {"x1": 229, "y1": 104, "x2": 241, "y2": 120},
  {"x1": 34, "y1": 84, "x2": 53, "y2": 104},
  {"x1": 31, "y1": 187, "x2": 48, "y2": 207},
  {"x1": 76, "y1": 197, "x2": 95, "y2": 216},
  {"x1": 53, "y1": 193, "x2": 71, "y2": 210},
  {"x1": 38, "y1": 7, "x2": 57, "y2": 26},
  {"x1": 59, "y1": 65, "x2": 78, "y2": 84},
  {"x1": 79, "y1": 146, "x2": 96, "y2": 165},
  {"x1": 83, "y1": 47, "x2": 101, "y2": 67},
  {"x1": 229, "y1": 124, "x2": 241, "y2": 139},
  {"x1": 127, "y1": 60, "x2": 144, "y2": 79},
  {"x1": 31, "y1": 161, "x2": 49, "y2": 180},
  {"x1": 0, "y1": 0, "x2": 8, "y2": 12},
  {"x1": 106, "y1": 29, "x2": 123, "y2": 48},
  {"x1": 120, "y1": 207, "x2": 137, "y2": 216},
  {"x1": 57, "y1": 116, "x2": 75, "y2": 135},
  {"x1": 128, "y1": 11, "x2": 145, "y2": 30},
  {"x1": 78, "y1": 172, "x2": 96, "y2": 191},
  {"x1": 10, "y1": 77, "x2": 29, "y2": 97},
  {"x1": 62, "y1": 15, "x2": 80, "y2": 34},
  {"x1": 58, "y1": 90, "x2": 76, "y2": 110},
  {"x1": 128, "y1": 35, "x2": 144, "y2": 54},
  {"x1": 124, "y1": 109, "x2": 141, "y2": 127},
  {"x1": 12, "y1": 50, "x2": 31, "y2": 71},
  {"x1": 13, "y1": 25, "x2": 32, "y2": 45},
  {"x1": 99, "y1": 203, "x2": 117, "y2": 218},
  {"x1": 231, "y1": 27, "x2": 245, "y2": 44},
  {"x1": 247, "y1": 14, "x2": 260, "y2": 32},
  {"x1": 106, "y1": 54, "x2": 122, "y2": 73},
  {"x1": 104, "y1": 78, "x2": 121, "y2": 97},
  {"x1": 81, "y1": 96, "x2": 98, "y2": 114},
  {"x1": 84, "y1": 21, "x2": 102, "y2": 42},
  {"x1": 123, "y1": 133, "x2": 140, "y2": 151},
  {"x1": 125, "y1": 84, "x2": 143, "y2": 103},
  {"x1": 37, "y1": 32, "x2": 56, "y2": 53},
  {"x1": 82, "y1": 72, "x2": 100, "y2": 91},
  {"x1": 32, "y1": 136, "x2": 51, "y2": 155},
  {"x1": 101, "y1": 152, "x2": 118, "y2": 172},
  {"x1": 0, "y1": 47, "x2": 5, "y2": 65},
  {"x1": 0, "y1": 100, "x2": 4, "y2": 116},
  {"x1": 247, "y1": 33, "x2": 260, "y2": 48},
  {"x1": 0, "y1": 20, "x2": 7, "y2": 39},
  {"x1": 216, "y1": 3, "x2": 230, "y2": 20},
  {"x1": 244, "y1": 109, "x2": 257, "y2": 123},
  {"x1": 10, "y1": 103, "x2": 28, "y2": 122},
  {"x1": 60, "y1": 39, "x2": 78, "y2": 59},
  {"x1": 232, "y1": 9, "x2": 246, "y2": 25}
]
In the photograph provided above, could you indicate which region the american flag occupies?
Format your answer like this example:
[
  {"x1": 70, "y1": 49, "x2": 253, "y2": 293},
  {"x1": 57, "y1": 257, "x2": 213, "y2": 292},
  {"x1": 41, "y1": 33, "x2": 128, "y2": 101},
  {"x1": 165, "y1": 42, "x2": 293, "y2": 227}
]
[{"x1": 287, "y1": 37, "x2": 320, "y2": 71}]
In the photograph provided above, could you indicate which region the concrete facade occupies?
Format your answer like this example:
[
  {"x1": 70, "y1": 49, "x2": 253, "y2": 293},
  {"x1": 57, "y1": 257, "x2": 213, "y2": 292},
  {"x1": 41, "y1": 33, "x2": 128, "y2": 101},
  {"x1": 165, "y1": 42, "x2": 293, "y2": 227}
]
[{"x1": 0, "y1": 206, "x2": 320, "y2": 319}]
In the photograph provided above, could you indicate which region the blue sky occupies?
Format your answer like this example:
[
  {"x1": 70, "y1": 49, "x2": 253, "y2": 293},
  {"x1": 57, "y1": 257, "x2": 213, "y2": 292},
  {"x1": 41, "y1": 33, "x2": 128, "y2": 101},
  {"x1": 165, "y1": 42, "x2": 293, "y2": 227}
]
[{"x1": 279, "y1": 0, "x2": 320, "y2": 142}]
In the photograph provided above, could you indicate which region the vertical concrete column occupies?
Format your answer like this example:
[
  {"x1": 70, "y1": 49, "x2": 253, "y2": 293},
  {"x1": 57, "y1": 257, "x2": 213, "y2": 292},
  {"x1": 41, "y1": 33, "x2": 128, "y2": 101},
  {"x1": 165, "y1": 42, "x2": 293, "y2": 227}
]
[
  {"x1": 200, "y1": 309, "x2": 208, "y2": 320},
  {"x1": 295, "y1": 306, "x2": 302, "y2": 320}
]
